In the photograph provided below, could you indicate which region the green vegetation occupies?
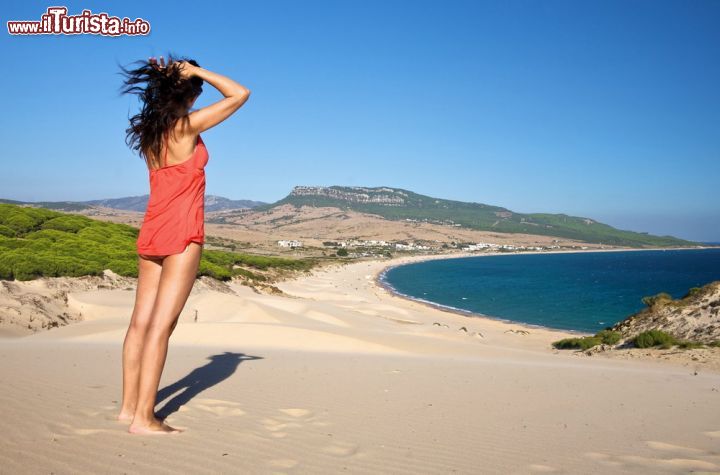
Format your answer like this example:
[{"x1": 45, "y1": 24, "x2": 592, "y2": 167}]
[
  {"x1": 641, "y1": 292, "x2": 673, "y2": 307},
  {"x1": 198, "y1": 249, "x2": 315, "y2": 281},
  {"x1": 0, "y1": 203, "x2": 316, "y2": 281},
  {"x1": 631, "y1": 330, "x2": 717, "y2": 350},
  {"x1": 677, "y1": 341, "x2": 705, "y2": 350},
  {"x1": 595, "y1": 329, "x2": 622, "y2": 345},
  {"x1": 633, "y1": 330, "x2": 677, "y2": 349},
  {"x1": 553, "y1": 327, "x2": 718, "y2": 351},
  {"x1": 0, "y1": 204, "x2": 138, "y2": 280},
  {"x1": 257, "y1": 186, "x2": 699, "y2": 248},
  {"x1": 552, "y1": 329, "x2": 622, "y2": 350},
  {"x1": 553, "y1": 336, "x2": 603, "y2": 350},
  {"x1": 684, "y1": 287, "x2": 703, "y2": 298}
]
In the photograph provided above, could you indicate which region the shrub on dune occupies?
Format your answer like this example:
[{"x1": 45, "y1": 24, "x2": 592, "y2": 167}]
[
  {"x1": 552, "y1": 329, "x2": 622, "y2": 350},
  {"x1": 552, "y1": 336, "x2": 603, "y2": 350},
  {"x1": 633, "y1": 330, "x2": 677, "y2": 349}
]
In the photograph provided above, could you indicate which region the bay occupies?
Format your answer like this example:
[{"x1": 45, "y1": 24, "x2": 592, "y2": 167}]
[{"x1": 379, "y1": 249, "x2": 720, "y2": 334}]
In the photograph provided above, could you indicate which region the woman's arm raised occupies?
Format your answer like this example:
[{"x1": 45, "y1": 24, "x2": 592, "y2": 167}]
[{"x1": 181, "y1": 62, "x2": 251, "y2": 134}]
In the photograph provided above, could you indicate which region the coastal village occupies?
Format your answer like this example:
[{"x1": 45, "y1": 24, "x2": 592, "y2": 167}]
[{"x1": 279, "y1": 237, "x2": 579, "y2": 256}]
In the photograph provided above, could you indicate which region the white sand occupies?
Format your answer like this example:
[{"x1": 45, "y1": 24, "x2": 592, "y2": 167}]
[{"x1": 1, "y1": 252, "x2": 719, "y2": 474}]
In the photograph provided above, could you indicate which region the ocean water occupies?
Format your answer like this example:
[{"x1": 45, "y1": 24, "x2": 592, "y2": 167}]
[{"x1": 378, "y1": 249, "x2": 720, "y2": 334}]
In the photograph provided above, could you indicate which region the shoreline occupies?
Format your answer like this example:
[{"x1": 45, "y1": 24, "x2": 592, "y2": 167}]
[{"x1": 368, "y1": 246, "x2": 719, "y2": 337}]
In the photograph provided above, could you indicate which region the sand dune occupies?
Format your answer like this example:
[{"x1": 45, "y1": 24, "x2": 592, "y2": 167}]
[{"x1": 1, "y1": 252, "x2": 719, "y2": 474}]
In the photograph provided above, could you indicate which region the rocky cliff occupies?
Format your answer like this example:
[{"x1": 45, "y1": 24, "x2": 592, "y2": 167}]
[
  {"x1": 611, "y1": 281, "x2": 720, "y2": 344},
  {"x1": 289, "y1": 186, "x2": 408, "y2": 205}
]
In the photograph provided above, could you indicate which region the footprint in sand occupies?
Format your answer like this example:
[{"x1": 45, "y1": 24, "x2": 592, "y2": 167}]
[
  {"x1": 261, "y1": 417, "x2": 302, "y2": 432},
  {"x1": 187, "y1": 398, "x2": 246, "y2": 417},
  {"x1": 321, "y1": 440, "x2": 359, "y2": 458},
  {"x1": 259, "y1": 408, "x2": 323, "y2": 439}
]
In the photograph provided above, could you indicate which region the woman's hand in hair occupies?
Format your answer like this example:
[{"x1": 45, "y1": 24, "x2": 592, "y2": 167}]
[
  {"x1": 148, "y1": 56, "x2": 168, "y2": 73},
  {"x1": 176, "y1": 61, "x2": 199, "y2": 79},
  {"x1": 148, "y1": 56, "x2": 197, "y2": 79}
]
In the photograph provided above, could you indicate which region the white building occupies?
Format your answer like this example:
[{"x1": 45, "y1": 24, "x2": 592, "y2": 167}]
[
  {"x1": 277, "y1": 240, "x2": 303, "y2": 248},
  {"x1": 462, "y1": 242, "x2": 502, "y2": 251}
]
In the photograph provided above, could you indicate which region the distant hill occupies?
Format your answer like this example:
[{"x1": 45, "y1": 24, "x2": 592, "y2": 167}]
[
  {"x1": 2, "y1": 186, "x2": 706, "y2": 248},
  {"x1": 83, "y1": 195, "x2": 151, "y2": 212},
  {"x1": 1, "y1": 195, "x2": 267, "y2": 213},
  {"x1": 256, "y1": 185, "x2": 699, "y2": 248},
  {"x1": 0, "y1": 198, "x2": 94, "y2": 212},
  {"x1": 83, "y1": 194, "x2": 266, "y2": 212}
]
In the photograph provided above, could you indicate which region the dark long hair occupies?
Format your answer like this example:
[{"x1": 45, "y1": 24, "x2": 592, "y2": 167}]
[{"x1": 118, "y1": 53, "x2": 204, "y2": 169}]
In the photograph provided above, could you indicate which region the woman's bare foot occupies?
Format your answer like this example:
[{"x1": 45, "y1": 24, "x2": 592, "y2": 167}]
[
  {"x1": 117, "y1": 411, "x2": 134, "y2": 422},
  {"x1": 128, "y1": 418, "x2": 184, "y2": 435}
]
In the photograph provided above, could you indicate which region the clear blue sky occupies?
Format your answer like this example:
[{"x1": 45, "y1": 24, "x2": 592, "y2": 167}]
[{"x1": 2, "y1": 0, "x2": 719, "y2": 241}]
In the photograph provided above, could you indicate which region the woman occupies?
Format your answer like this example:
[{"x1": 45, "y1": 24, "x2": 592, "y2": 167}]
[{"x1": 117, "y1": 54, "x2": 250, "y2": 434}]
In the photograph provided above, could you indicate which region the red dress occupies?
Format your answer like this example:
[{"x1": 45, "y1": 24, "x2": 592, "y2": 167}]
[{"x1": 136, "y1": 132, "x2": 209, "y2": 257}]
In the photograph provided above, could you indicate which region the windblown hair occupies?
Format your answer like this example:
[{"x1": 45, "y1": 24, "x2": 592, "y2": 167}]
[{"x1": 118, "y1": 53, "x2": 204, "y2": 169}]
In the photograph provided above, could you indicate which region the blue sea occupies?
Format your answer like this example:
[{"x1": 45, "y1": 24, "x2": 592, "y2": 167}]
[{"x1": 378, "y1": 249, "x2": 720, "y2": 334}]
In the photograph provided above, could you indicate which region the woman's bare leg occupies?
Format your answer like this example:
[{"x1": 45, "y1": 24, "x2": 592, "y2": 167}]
[
  {"x1": 128, "y1": 243, "x2": 202, "y2": 435},
  {"x1": 118, "y1": 254, "x2": 165, "y2": 421}
]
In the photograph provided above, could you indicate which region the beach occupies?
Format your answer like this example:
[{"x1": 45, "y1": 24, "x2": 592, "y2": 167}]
[{"x1": 1, "y1": 250, "x2": 720, "y2": 474}]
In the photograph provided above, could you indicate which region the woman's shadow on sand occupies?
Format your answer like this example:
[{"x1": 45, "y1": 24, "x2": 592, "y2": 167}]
[{"x1": 154, "y1": 352, "x2": 263, "y2": 421}]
